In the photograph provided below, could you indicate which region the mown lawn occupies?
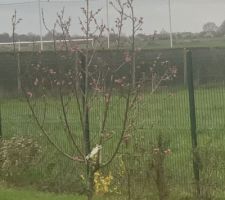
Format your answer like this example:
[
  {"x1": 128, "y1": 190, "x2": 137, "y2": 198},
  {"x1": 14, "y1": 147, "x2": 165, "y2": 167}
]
[
  {"x1": 0, "y1": 187, "x2": 125, "y2": 200},
  {"x1": 1, "y1": 186, "x2": 225, "y2": 200},
  {"x1": 0, "y1": 187, "x2": 85, "y2": 200},
  {"x1": 1, "y1": 86, "x2": 225, "y2": 198}
]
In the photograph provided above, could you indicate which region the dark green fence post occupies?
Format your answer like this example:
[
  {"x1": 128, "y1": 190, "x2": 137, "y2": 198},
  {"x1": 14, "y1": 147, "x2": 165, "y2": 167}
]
[
  {"x1": 183, "y1": 48, "x2": 187, "y2": 85},
  {"x1": 0, "y1": 103, "x2": 2, "y2": 138},
  {"x1": 17, "y1": 52, "x2": 22, "y2": 94},
  {"x1": 186, "y1": 50, "x2": 200, "y2": 196}
]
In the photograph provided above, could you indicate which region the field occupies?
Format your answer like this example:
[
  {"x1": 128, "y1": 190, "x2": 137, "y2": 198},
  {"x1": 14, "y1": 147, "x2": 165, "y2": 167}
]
[
  {"x1": 1, "y1": 37, "x2": 225, "y2": 52},
  {"x1": 1, "y1": 85, "x2": 225, "y2": 199},
  {"x1": 140, "y1": 37, "x2": 225, "y2": 49}
]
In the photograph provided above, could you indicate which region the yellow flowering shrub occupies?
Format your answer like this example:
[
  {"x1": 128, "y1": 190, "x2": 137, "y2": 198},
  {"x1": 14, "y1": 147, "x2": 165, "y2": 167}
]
[{"x1": 94, "y1": 170, "x2": 113, "y2": 194}]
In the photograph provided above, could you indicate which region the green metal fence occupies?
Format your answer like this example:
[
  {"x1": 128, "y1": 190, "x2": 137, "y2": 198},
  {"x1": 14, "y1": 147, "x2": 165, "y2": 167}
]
[{"x1": 0, "y1": 48, "x2": 225, "y2": 199}]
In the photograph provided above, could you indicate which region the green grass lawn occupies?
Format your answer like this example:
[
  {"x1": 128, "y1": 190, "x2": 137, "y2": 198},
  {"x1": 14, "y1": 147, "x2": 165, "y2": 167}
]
[
  {"x1": 1, "y1": 85, "x2": 225, "y2": 198},
  {"x1": 1, "y1": 187, "x2": 225, "y2": 200},
  {"x1": 0, "y1": 187, "x2": 85, "y2": 200}
]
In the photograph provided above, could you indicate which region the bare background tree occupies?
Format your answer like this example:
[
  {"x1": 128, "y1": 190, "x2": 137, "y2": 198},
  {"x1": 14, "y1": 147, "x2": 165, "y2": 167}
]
[{"x1": 11, "y1": 10, "x2": 22, "y2": 93}]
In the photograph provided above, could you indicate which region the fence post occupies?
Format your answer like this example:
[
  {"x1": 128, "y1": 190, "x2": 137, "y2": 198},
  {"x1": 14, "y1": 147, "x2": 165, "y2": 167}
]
[
  {"x1": 75, "y1": 51, "x2": 80, "y2": 90},
  {"x1": 186, "y1": 50, "x2": 200, "y2": 196},
  {"x1": 17, "y1": 52, "x2": 21, "y2": 94},
  {"x1": 183, "y1": 48, "x2": 187, "y2": 85},
  {"x1": 0, "y1": 103, "x2": 2, "y2": 138}
]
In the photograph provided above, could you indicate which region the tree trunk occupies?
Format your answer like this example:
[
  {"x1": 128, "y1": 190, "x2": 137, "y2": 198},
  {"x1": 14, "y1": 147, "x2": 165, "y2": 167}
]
[
  {"x1": 131, "y1": 18, "x2": 136, "y2": 89},
  {"x1": 80, "y1": 52, "x2": 93, "y2": 200},
  {"x1": 87, "y1": 168, "x2": 94, "y2": 200}
]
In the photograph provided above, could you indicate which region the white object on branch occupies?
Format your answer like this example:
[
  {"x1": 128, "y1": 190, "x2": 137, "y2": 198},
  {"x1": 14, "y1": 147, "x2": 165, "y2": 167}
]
[{"x1": 85, "y1": 145, "x2": 102, "y2": 161}]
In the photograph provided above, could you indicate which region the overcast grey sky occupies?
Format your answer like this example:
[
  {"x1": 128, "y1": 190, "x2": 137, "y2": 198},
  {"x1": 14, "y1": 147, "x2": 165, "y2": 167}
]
[{"x1": 0, "y1": 0, "x2": 225, "y2": 35}]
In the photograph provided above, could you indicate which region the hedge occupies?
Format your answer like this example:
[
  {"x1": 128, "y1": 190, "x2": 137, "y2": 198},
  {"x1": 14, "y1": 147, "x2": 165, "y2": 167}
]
[{"x1": 0, "y1": 47, "x2": 225, "y2": 94}]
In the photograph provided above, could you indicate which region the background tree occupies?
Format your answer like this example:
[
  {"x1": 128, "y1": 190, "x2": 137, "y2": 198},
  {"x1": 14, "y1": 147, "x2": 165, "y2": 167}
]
[
  {"x1": 216, "y1": 20, "x2": 225, "y2": 36},
  {"x1": 110, "y1": 0, "x2": 127, "y2": 49},
  {"x1": 125, "y1": 0, "x2": 143, "y2": 88},
  {"x1": 202, "y1": 22, "x2": 218, "y2": 33},
  {"x1": 11, "y1": 10, "x2": 22, "y2": 52}
]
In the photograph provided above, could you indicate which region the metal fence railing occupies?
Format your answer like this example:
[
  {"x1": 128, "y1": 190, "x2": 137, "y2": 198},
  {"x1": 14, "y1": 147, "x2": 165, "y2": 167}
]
[{"x1": 0, "y1": 49, "x2": 225, "y2": 199}]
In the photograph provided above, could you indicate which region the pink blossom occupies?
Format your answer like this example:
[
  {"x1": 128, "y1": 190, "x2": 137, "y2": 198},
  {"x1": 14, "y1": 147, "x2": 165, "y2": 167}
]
[
  {"x1": 26, "y1": 91, "x2": 33, "y2": 98},
  {"x1": 115, "y1": 79, "x2": 123, "y2": 85}
]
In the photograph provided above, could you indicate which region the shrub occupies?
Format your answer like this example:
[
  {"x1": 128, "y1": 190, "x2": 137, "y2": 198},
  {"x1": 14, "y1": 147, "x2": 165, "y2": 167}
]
[{"x1": 0, "y1": 136, "x2": 41, "y2": 181}]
